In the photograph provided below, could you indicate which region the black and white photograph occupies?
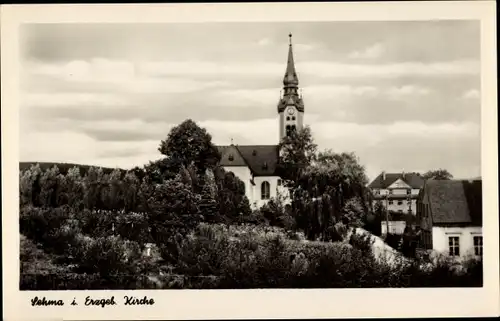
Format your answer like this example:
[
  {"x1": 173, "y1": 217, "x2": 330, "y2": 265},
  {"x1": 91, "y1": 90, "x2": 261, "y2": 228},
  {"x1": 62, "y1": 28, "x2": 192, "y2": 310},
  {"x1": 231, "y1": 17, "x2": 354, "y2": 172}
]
[{"x1": 2, "y1": 2, "x2": 498, "y2": 320}]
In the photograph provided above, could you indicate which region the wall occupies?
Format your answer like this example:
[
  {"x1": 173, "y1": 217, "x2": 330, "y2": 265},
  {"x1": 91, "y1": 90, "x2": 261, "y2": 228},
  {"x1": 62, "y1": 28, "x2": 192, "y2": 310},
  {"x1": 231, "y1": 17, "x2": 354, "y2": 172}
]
[
  {"x1": 222, "y1": 165, "x2": 254, "y2": 203},
  {"x1": 252, "y1": 176, "x2": 289, "y2": 208},
  {"x1": 431, "y1": 226, "x2": 482, "y2": 259},
  {"x1": 373, "y1": 198, "x2": 417, "y2": 214},
  {"x1": 381, "y1": 221, "x2": 406, "y2": 235}
]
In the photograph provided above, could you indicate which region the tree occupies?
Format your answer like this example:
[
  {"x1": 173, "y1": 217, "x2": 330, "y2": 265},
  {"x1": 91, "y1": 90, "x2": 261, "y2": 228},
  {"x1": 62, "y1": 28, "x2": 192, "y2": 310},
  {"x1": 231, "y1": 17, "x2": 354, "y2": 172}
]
[
  {"x1": 102, "y1": 169, "x2": 125, "y2": 211},
  {"x1": 260, "y1": 191, "x2": 294, "y2": 229},
  {"x1": 64, "y1": 166, "x2": 84, "y2": 210},
  {"x1": 19, "y1": 164, "x2": 43, "y2": 207},
  {"x1": 365, "y1": 200, "x2": 384, "y2": 236},
  {"x1": 158, "y1": 119, "x2": 221, "y2": 175},
  {"x1": 213, "y1": 168, "x2": 251, "y2": 223},
  {"x1": 38, "y1": 165, "x2": 61, "y2": 207},
  {"x1": 147, "y1": 174, "x2": 202, "y2": 244},
  {"x1": 277, "y1": 126, "x2": 317, "y2": 190},
  {"x1": 292, "y1": 151, "x2": 370, "y2": 241},
  {"x1": 422, "y1": 169, "x2": 453, "y2": 180},
  {"x1": 123, "y1": 171, "x2": 140, "y2": 212},
  {"x1": 83, "y1": 167, "x2": 105, "y2": 210}
]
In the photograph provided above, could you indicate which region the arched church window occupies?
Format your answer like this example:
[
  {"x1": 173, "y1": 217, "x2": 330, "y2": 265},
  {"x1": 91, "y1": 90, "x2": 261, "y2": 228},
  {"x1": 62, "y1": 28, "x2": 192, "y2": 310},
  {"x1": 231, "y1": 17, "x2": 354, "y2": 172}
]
[
  {"x1": 286, "y1": 116, "x2": 290, "y2": 121},
  {"x1": 292, "y1": 116, "x2": 296, "y2": 121},
  {"x1": 261, "y1": 181, "x2": 270, "y2": 200},
  {"x1": 286, "y1": 125, "x2": 292, "y2": 137}
]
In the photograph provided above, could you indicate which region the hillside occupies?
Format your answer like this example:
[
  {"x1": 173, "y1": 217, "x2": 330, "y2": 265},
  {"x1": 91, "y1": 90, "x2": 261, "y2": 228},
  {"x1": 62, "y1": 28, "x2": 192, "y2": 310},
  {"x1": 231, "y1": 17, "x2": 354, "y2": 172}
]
[{"x1": 19, "y1": 161, "x2": 127, "y2": 176}]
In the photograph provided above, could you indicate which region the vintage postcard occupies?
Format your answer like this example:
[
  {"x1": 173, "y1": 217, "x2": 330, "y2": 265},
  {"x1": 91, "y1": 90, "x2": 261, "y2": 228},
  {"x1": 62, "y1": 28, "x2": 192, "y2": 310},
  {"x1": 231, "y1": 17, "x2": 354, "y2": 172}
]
[{"x1": 1, "y1": 1, "x2": 498, "y2": 320}]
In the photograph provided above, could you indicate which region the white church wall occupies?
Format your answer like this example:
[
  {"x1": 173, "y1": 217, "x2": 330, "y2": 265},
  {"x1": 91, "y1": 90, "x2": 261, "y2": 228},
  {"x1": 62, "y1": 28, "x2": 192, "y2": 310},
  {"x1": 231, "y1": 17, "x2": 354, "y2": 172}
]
[{"x1": 253, "y1": 176, "x2": 283, "y2": 208}]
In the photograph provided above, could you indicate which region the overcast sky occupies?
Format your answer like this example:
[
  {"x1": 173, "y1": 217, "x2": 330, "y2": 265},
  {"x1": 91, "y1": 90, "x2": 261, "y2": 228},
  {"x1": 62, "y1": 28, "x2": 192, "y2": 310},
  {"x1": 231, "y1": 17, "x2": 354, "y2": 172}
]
[{"x1": 19, "y1": 21, "x2": 481, "y2": 181}]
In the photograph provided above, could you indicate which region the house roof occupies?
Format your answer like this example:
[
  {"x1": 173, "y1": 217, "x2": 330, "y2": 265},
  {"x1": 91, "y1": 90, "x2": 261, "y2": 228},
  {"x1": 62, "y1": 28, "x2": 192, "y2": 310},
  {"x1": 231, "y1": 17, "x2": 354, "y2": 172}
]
[
  {"x1": 368, "y1": 172, "x2": 425, "y2": 189},
  {"x1": 216, "y1": 144, "x2": 279, "y2": 176},
  {"x1": 426, "y1": 179, "x2": 482, "y2": 225}
]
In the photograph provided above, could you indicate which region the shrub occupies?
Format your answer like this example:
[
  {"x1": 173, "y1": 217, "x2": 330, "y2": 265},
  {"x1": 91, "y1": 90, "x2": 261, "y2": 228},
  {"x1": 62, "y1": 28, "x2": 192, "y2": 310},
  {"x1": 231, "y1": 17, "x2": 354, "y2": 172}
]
[{"x1": 74, "y1": 235, "x2": 143, "y2": 277}]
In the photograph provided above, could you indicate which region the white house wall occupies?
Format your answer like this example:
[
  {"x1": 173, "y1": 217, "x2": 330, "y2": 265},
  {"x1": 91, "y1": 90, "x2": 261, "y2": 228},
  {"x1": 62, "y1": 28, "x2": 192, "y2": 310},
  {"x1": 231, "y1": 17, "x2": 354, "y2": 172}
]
[
  {"x1": 374, "y1": 199, "x2": 417, "y2": 214},
  {"x1": 431, "y1": 226, "x2": 482, "y2": 260},
  {"x1": 381, "y1": 221, "x2": 406, "y2": 235}
]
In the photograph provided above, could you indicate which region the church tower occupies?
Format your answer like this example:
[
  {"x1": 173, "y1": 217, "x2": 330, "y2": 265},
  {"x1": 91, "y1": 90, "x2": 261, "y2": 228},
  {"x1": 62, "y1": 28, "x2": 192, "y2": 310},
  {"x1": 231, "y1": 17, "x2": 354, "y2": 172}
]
[{"x1": 277, "y1": 33, "x2": 304, "y2": 141}]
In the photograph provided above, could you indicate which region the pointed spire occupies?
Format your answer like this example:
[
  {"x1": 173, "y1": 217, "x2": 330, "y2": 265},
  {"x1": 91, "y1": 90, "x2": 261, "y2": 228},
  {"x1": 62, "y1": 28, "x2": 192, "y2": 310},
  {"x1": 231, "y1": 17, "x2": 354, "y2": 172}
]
[{"x1": 283, "y1": 33, "x2": 299, "y2": 88}]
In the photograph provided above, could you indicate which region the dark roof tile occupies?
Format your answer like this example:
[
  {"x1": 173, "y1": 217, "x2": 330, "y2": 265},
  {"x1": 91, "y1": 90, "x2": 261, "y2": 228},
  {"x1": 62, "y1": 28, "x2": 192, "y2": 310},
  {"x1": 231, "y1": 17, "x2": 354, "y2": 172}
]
[
  {"x1": 426, "y1": 179, "x2": 482, "y2": 225},
  {"x1": 217, "y1": 145, "x2": 279, "y2": 176},
  {"x1": 368, "y1": 172, "x2": 425, "y2": 189}
]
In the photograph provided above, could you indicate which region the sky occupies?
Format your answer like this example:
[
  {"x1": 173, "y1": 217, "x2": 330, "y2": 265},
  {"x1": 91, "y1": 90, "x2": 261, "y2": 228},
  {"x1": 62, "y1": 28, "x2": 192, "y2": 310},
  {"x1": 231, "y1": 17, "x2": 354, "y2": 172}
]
[{"x1": 19, "y1": 21, "x2": 481, "y2": 181}]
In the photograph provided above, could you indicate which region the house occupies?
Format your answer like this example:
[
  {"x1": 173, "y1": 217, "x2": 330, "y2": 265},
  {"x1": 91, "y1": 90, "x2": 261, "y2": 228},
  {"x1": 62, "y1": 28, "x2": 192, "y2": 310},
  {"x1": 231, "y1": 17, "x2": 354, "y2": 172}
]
[
  {"x1": 217, "y1": 34, "x2": 302, "y2": 209},
  {"x1": 368, "y1": 171, "x2": 425, "y2": 234},
  {"x1": 417, "y1": 179, "x2": 482, "y2": 260}
]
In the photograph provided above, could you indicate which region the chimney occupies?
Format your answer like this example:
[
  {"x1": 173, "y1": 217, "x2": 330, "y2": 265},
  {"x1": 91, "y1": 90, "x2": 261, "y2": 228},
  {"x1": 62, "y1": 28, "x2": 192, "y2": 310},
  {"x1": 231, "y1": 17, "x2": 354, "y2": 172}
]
[
  {"x1": 382, "y1": 171, "x2": 386, "y2": 180},
  {"x1": 402, "y1": 170, "x2": 405, "y2": 179}
]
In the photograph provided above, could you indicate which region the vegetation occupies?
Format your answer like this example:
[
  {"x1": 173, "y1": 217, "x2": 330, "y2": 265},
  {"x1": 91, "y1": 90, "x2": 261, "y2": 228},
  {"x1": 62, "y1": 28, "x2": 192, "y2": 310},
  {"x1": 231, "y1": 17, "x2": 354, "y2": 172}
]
[
  {"x1": 19, "y1": 119, "x2": 482, "y2": 289},
  {"x1": 422, "y1": 169, "x2": 453, "y2": 180}
]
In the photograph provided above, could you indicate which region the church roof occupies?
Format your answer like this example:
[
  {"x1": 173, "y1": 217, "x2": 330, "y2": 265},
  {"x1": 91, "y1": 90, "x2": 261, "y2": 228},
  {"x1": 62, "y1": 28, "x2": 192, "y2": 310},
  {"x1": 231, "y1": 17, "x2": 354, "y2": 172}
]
[
  {"x1": 277, "y1": 94, "x2": 304, "y2": 113},
  {"x1": 216, "y1": 145, "x2": 279, "y2": 176},
  {"x1": 283, "y1": 33, "x2": 299, "y2": 88},
  {"x1": 277, "y1": 33, "x2": 304, "y2": 113},
  {"x1": 218, "y1": 144, "x2": 249, "y2": 167}
]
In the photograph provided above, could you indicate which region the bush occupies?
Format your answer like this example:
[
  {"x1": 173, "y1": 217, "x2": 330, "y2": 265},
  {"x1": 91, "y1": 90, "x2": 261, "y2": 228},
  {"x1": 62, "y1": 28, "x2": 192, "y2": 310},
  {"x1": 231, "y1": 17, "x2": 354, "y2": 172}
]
[
  {"x1": 169, "y1": 223, "x2": 483, "y2": 289},
  {"x1": 74, "y1": 235, "x2": 143, "y2": 277},
  {"x1": 19, "y1": 205, "x2": 78, "y2": 254}
]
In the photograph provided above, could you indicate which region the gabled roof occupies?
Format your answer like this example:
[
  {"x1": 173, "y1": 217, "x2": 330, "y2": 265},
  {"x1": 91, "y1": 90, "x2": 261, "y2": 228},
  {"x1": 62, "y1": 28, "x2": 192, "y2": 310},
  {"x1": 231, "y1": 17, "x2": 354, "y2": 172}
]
[
  {"x1": 217, "y1": 145, "x2": 279, "y2": 176},
  {"x1": 368, "y1": 172, "x2": 425, "y2": 189},
  {"x1": 425, "y1": 179, "x2": 482, "y2": 225},
  {"x1": 218, "y1": 144, "x2": 248, "y2": 167}
]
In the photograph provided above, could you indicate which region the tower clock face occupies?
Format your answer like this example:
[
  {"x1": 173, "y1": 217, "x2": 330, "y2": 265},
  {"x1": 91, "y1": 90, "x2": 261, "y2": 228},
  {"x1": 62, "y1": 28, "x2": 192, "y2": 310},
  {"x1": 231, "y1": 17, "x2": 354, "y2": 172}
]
[{"x1": 287, "y1": 107, "x2": 295, "y2": 115}]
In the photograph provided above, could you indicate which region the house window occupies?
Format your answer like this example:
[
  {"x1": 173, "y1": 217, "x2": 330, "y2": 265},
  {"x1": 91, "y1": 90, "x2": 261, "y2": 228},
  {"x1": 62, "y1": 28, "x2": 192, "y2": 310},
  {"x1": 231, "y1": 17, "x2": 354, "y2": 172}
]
[
  {"x1": 277, "y1": 179, "x2": 282, "y2": 186},
  {"x1": 448, "y1": 236, "x2": 460, "y2": 256},
  {"x1": 261, "y1": 181, "x2": 270, "y2": 200},
  {"x1": 473, "y1": 236, "x2": 483, "y2": 256},
  {"x1": 388, "y1": 200, "x2": 393, "y2": 205},
  {"x1": 397, "y1": 201, "x2": 403, "y2": 205},
  {"x1": 374, "y1": 189, "x2": 380, "y2": 195},
  {"x1": 389, "y1": 189, "x2": 393, "y2": 195},
  {"x1": 407, "y1": 189, "x2": 411, "y2": 195}
]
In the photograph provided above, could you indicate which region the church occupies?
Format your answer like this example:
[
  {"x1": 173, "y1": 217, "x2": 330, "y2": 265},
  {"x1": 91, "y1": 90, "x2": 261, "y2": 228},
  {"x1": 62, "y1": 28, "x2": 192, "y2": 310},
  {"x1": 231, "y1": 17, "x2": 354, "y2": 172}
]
[{"x1": 216, "y1": 34, "x2": 305, "y2": 209}]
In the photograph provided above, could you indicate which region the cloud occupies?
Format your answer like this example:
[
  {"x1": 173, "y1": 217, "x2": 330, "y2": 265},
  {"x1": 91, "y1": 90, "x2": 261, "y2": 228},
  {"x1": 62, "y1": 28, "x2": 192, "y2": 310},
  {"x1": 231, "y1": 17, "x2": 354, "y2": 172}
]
[
  {"x1": 311, "y1": 120, "x2": 481, "y2": 181},
  {"x1": 386, "y1": 85, "x2": 432, "y2": 100},
  {"x1": 462, "y1": 88, "x2": 480, "y2": 100},
  {"x1": 257, "y1": 38, "x2": 272, "y2": 46},
  {"x1": 302, "y1": 59, "x2": 479, "y2": 79},
  {"x1": 349, "y1": 43, "x2": 385, "y2": 59}
]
